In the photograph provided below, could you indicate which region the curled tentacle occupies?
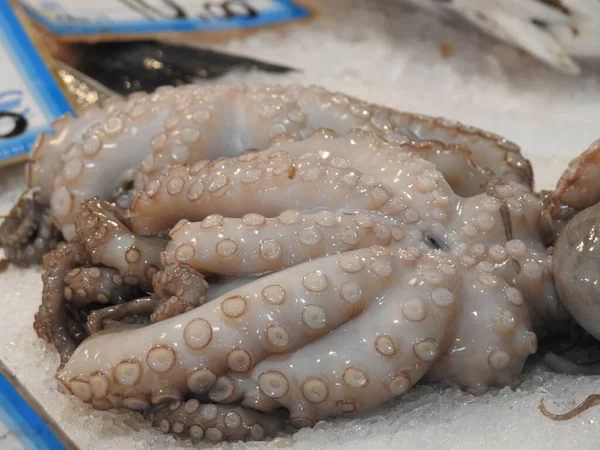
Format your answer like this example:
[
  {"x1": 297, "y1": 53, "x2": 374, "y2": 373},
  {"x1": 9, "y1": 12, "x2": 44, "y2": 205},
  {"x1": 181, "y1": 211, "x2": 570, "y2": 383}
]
[
  {"x1": 0, "y1": 193, "x2": 38, "y2": 248},
  {"x1": 212, "y1": 250, "x2": 459, "y2": 427},
  {"x1": 138, "y1": 86, "x2": 531, "y2": 188},
  {"x1": 35, "y1": 241, "x2": 90, "y2": 364},
  {"x1": 539, "y1": 395, "x2": 600, "y2": 421},
  {"x1": 33, "y1": 91, "x2": 180, "y2": 239},
  {"x1": 74, "y1": 199, "x2": 167, "y2": 290},
  {"x1": 382, "y1": 110, "x2": 532, "y2": 188},
  {"x1": 147, "y1": 400, "x2": 287, "y2": 441},
  {"x1": 151, "y1": 264, "x2": 209, "y2": 323},
  {"x1": 64, "y1": 267, "x2": 141, "y2": 307},
  {"x1": 87, "y1": 297, "x2": 159, "y2": 334},
  {"x1": 0, "y1": 197, "x2": 61, "y2": 266}
]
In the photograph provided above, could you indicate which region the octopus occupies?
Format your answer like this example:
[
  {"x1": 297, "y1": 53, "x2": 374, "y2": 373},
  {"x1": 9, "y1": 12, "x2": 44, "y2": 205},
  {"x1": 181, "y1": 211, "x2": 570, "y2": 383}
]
[{"x1": 0, "y1": 83, "x2": 598, "y2": 442}]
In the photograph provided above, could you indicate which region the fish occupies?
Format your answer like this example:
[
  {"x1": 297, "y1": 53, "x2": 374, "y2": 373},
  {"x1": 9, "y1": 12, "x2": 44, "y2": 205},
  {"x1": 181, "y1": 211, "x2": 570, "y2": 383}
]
[
  {"x1": 404, "y1": 0, "x2": 600, "y2": 74},
  {"x1": 54, "y1": 39, "x2": 295, "y2": 96}
]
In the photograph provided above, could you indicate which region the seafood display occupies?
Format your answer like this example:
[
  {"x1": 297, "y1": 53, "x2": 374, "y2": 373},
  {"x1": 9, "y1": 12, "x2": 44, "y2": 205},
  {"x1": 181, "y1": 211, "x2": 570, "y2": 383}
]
[
  {"x1": 404, "y1": 0, "x2": 600, "y2": 75},
  {"x1": 1, "y1": 83, "x2": 600, "y2": 442}
]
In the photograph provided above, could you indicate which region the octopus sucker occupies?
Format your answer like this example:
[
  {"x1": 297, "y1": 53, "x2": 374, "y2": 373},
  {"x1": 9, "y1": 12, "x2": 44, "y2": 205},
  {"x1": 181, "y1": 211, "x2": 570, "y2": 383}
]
[
  {"x1": 146, "y1": 401, "x2": 288, "y2": 441},
  {"x1": 164, "y1": 209, "x2": 400, "y2": 277},
  {"x1": 6, "y1": 82, "x2": 600, "y2": 442},
  {"x1": 74, "y1": 199, "x2": 168, "y2": 291}
]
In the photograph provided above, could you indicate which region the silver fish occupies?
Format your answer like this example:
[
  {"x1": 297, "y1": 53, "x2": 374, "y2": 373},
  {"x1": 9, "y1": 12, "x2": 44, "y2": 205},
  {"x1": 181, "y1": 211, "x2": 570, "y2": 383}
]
[{"x1": 405, "y1": 0, "x2": 600, "y2": 74}]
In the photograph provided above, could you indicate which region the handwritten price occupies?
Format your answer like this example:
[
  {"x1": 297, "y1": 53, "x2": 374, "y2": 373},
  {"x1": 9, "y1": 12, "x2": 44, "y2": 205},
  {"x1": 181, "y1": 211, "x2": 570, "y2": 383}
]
[
  {"x1": 45, "y1": 0, "x2": 261, "y2": 23},
  {"x1": 0, "y1": 90, "x2": 29, "y2": 139}
]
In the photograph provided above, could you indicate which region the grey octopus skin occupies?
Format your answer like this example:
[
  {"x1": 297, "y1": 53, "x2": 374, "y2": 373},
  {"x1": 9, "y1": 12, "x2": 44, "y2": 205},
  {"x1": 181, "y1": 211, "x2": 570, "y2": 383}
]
[{"x1": 2, "y1": 83, "x2": 595, "y2": 442}]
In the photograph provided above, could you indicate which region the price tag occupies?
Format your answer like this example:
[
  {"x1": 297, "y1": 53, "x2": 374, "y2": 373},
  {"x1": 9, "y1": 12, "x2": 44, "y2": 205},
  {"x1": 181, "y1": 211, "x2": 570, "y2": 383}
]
[
  {"x1": 0, "y1": 2, "x2": 72, "y2": 167},
  {"x1": 19, "y1": 0, "x2": 311, "y2": 36}
]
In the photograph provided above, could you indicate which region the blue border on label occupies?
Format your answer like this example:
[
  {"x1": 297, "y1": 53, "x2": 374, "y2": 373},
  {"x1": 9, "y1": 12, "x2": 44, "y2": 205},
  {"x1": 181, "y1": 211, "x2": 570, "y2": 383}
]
[
  {"x1": 21, "y1": 0, "x2": 310, "y2": 36},
  {"x1": 0, "y1": 370, "x2": 66, "y2": 450},
  {"x1": 0, "y1": 1, "x2": 73, "y2": 161}
]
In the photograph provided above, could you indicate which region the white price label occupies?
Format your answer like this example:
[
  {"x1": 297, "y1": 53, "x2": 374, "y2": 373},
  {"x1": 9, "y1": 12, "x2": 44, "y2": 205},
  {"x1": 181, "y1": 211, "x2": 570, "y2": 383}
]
[
  {"x1": 19, "y1": 0, "x2": 310, "y2": 36},
  {"x1": 0, "y1": 3, "x2": 72, "y2": 164}
]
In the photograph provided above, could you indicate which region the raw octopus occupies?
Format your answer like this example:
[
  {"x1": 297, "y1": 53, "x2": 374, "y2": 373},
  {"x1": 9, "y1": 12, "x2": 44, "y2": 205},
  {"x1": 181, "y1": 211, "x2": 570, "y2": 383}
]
[{"x1": 0, "y1": 83, "x2": 598, "y2": 442}]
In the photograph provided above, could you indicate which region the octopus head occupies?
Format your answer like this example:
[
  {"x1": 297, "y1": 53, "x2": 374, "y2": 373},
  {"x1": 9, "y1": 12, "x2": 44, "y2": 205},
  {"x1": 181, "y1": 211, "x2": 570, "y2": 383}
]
[{"x1": 553, "y1": 201, "x2": 600, "y2": 341}]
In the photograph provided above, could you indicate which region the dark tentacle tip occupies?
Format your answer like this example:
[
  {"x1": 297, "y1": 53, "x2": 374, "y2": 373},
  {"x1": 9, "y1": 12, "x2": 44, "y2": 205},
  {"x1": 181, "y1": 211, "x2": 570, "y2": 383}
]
[{"x1": 539, "y1": 394, "x2": 600, "y2": 421}]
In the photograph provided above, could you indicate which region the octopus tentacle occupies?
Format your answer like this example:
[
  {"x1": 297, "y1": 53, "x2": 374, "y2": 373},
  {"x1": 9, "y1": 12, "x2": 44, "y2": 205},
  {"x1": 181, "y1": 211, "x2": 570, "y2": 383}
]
[
  {"x1": 385, "y1": 110, "x2": 532, "y2": 188},
  {"x1": 35, "y1": 241, "x2": 90, "y2": 364},
  {"x1": 74, "y1": 199, "x2": 167, "y2": 290},
  {"x1": 408, "y1": 141, "x2": 491, "y2": 197},
  {"x1": 139, "y1": 86, "x2": 528, "y2": 185},
  {"x1": 27, "y1": 110, "x2": 110, "y2": 203},
  {"x1": 216, "y1": 250, "x2": 457, "y2": 427},
  {"x1": 539, "y1": 395, "x2": 600, "y2": 421},
  {"x1": 87, "y1": 297, "x2": 159, "y2": 334},
  {"x1": 164, "y1": 210, "x2": 404, "y2": 277},
  {"x1": 64, "y1": 267, "x2": 140, "y2": 307},
  {"x1": 131, "y1": 130, "x2": 465, "y2": 244},
  {"x1": 266, "y1": 128, "x2": 493, "y2": 198},
  {"x1": 147, "y1": 401, "x2": 287, "y2": 442},
  {"x1": 551, "y1": 139, "x2": 600, "y2": 215},
  {"x1": 56, "y1": 247, "x2": 410, "y2": 409},
  {"x1": 130, "y1": 145, "x2": 397, "y2": 234},
  {"x1": 0, "y1": 193, "x2": 37, "y2": 248},
  {"x1": 43, "y1": 88, "x2": 203, "y2": 238},
  {"x1": 151, "y1": 264, "x2": 209, "y2": 323},
  {"x1": 425, "y1": 266, "x2": 535, "y2": 393},
  {"x1": 0, "y1": 197, "x2": 61, "y2": 266}
]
